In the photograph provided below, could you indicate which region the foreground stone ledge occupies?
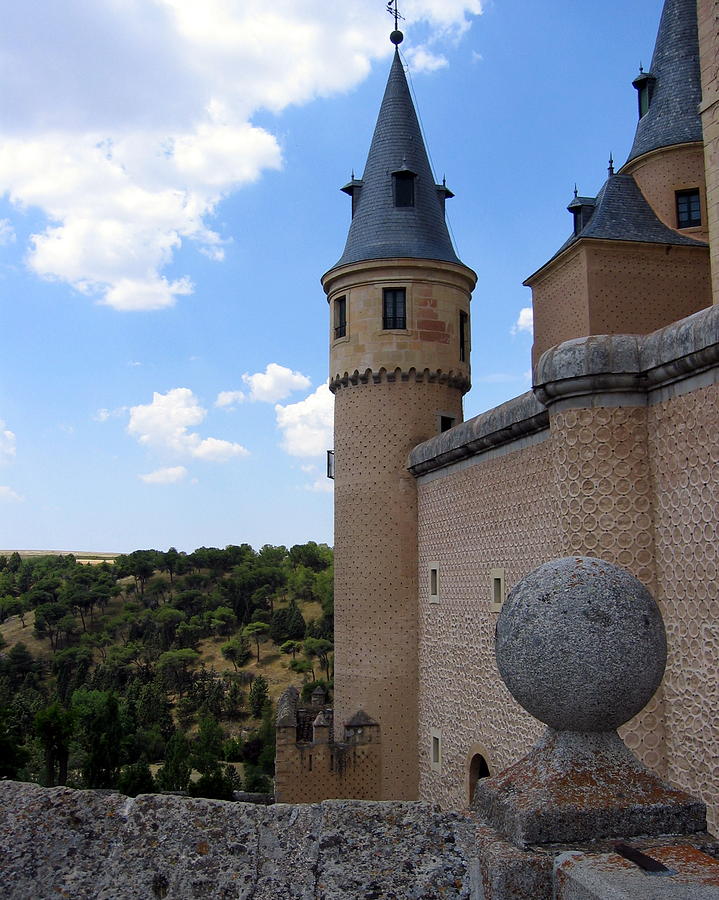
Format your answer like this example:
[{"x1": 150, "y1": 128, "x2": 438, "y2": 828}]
[{"x1": 0, "y1": 781, "x2": 480, "y2": 900}]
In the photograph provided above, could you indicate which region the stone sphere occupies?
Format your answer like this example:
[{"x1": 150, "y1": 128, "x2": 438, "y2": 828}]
[{"x1": 495, "y1": 557, "x2": 666, "y2": 732}]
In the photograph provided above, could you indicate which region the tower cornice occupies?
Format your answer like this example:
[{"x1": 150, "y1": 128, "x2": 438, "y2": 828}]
[{"x1": 322, "y1": 257, "x2": 477, "y2": 296}]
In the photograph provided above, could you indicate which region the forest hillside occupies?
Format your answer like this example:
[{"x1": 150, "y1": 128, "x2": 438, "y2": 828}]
[{"x1": 0, "y1": 542, "x2": 333, "y2": 799}]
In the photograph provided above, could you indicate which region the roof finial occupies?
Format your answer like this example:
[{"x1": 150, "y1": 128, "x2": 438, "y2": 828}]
[
  {"x1": 574, "y1": 183, "x2": 578, "y2": 198},
  {"x1": 387, "y1": 0, "x2": 404, "y2": 45},
  {"x1": 608, "y1": 153, "x2": 615, "y2": 176},
  {"x1": 639, "y1": 61, "x2": 644, "y2": 74},
  {"x1": 351, "y1": 168, "x2": 355, "y2": 180},
  {"x1": 443, "y1": 174, "x2": 447, "y2": 187}
]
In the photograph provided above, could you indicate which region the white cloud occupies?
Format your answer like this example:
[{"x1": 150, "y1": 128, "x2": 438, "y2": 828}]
[
  {"x1": 0, "y1": 486, "x2": 22, "y2": 502},
  {"x1": 140, "y1": 465, "x2": 188, "y2": 484},
  {"x1": 0, "y1": 219, "x2": 16, "y2": 245},
  {"x1": 511, "y1": 307, "x2": 534, "y2": 336},
  {"x1": 243, "y1": 363, "x2": 312, "y2": 403},
  {"x1": 128, "y1": 388, "x2": 248, "y2": 461},
  {"x1": 0, "y1": 2, "x2": 481, "y2": 311},
  {"x1": 94, "y1": 406, "x2": 127, "y2": 422},
  {"x1": 305, "y1": 477, "x2": 333, "y2": 494},
  {"x1": 275, "y1": 383, "x2": 333, "y2": 457},
  {"x1": 0, "y1": 422, "x2": 16, "y2": 463},
  {"x1": 405, "y1": 47, "x2": 448, "y2": 73},
  {"x1": 215, "y1": 390, "x2": 246, "y2": 409}
]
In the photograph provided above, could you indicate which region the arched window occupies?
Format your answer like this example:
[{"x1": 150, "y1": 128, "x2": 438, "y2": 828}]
[{"x1": 468, "y1": 753, "x2": 490, "y2": 803}]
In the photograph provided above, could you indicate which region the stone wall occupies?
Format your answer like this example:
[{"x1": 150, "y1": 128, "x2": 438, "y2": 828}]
[
  {"x1": 0, "y1": 781, "x2": 480, "y2": 900},
  {"x1": 648, "y1": 382, "x2": 719, "y2": 830},
  {"x1": 412, "y1": 306, "x2": 719, "y2": 829},
  {"x1": 414, "y1": 408, "x2": 560, "y2": 809},
  {"x1": 332, "y1": 377, "x2": 464, "y2": 800},
  {"x1": 622, "y1": 143, "x2": 709, "y2": 242},
  {"x1": 698, "y1": 0, "x2": 719, "y2": 301},
  {"x1": 529, "y1": 241, "x2": 711, "y2": 365},
  {"x1": 275, "y1": 724, "x2": 381, "y2": 803}
]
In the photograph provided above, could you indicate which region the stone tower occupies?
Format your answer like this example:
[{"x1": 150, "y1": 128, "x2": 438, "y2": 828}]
[{"x1": 321, "y1": 39, "x2": 476, "y2": 800}]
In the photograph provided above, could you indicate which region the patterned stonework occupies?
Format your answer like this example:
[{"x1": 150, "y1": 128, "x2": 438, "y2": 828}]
[
  {"x1": 416, "y1": 391, "x2": 719, "y2": 831},
  {"x1": 334, "y1": 378, "x2": 463, "y2": 801},
  {"x1": 648, "y1": 383, "x2": 719, "y2": 833},
  {"x1": 416, "y1": 436, "x2": 560, "y2": 809},
  {"x1": 550, "y1": 405, "x2": 667, "y2": 778}
]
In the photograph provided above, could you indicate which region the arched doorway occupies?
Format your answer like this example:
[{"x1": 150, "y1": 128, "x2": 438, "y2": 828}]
[{"x1": 467, "y1": 752, "x2": 490, "y2": 804}]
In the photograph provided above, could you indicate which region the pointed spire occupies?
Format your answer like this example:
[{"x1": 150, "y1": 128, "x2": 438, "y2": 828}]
[
  {"x1": 332, "y1": 49, "x2": 460, "y2": 269},
  {"x1": 626, "y1": 0, "x2": 702, "y2": 163},
  {"x1": 608, "y1": 154, "x2": 615, "y2": 176}
]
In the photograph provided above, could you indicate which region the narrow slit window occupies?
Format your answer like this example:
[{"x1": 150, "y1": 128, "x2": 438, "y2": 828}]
[
  {"x1": 459, "y1": 310, "x2": 469, "y2": 362},
  {"x1": 334, "y1": 296, "x2": 347, "y2": 339},
  {"x1": 676, "y1": 189, "x2": 701, "y2": 228},
  {"x1": 490, "y1": 568, "x2": 505, "y2": 612},
  {"x1": 429, "y1": 562, "x2": 440, "y2": 604},
  {"x1": 430, "y1": 729, "x2": 442, "y2": 772},
  {"x1": 383, "y1": 288, "x2": 406, "y2": 330}
]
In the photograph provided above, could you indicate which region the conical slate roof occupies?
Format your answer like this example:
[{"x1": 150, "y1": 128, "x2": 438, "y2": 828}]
[
  {"x1": 526, "y1": 173, "x2": 706, "y2": 282},
  {"x1": 332, "y1": 49, "x2": 461, "y2": 269},
  {"x1": 626, "y1": 0, "x2": 702, "y2": 163}
]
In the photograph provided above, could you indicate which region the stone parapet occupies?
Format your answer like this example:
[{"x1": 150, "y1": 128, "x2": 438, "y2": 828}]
[
  {"x1": 408, "y1": 391, "x2": 548, "y2": 477},
  {"x1": 330, "y1": 365, "x2": 470, "y2": 395},
  {"x1": 535, "y1": 302, "x2": 719, "y2": 408}
]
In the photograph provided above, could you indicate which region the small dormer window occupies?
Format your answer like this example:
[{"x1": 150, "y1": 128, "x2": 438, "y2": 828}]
[
  {"x1": 632, "y1": 69, "x2": 656, "y2": 120},
  {"x1": 393, "y1": 170, "x2": 416, "y2": 207}
]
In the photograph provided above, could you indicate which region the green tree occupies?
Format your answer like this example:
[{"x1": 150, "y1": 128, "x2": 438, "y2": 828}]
[
  {"x1": 280, "y1": 640, "x2": 303, "y2": 660},
  {"x1": 303, "y1": 638, "x2": 333, "y2": 679},
  {"x1": 34, "y1": 702, "x2": 74, "y2": 786},
  {"x1": 117, "y1": 761, "x2": 156, "y2": 797},
  {"x1": 243, "y1": 622, "x2": 269, "y2": 663},
  {"x1": 155, "y1": 731, "x2": 191, "y2": 792},
  {"x1": 188, "y1": 764, "x2": 239, "y2": 800},
  {"x1": 72, "y1": 690, "x2": 124, "y2": 788},
  {"x1": 157, "y1": 649, "x2": 200, "y2": 696},
  {"x1": 249, "y1": 675, "x2": 269, "y2": 718},
  {"x1": 220, "y1": 636, "x2": 251, "y2": 671},
  {"x1": 192, "y1": 713, "x2": 225, "y2": 775},
  {"x1": 0, "y1": 704, "x2": 29, "y2": 779},
  {"x1": 284, "y1": 602, "x2": 306, "y2": 641}
]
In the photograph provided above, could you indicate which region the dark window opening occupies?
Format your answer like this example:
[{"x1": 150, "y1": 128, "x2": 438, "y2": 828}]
[
  {"x1": 440, "y1": 416, "x2": 455, "y2": 433},
  {"x1": 393, "y1": 171, "x2": 415, "y2": 208},
  {"x1": 383, "y1": 288, "x2": 406, "y2": 329},
  {"x1": 326, "y1": 450, "x2": 335, "y2": 480},
  {"x1": 334, "y1": 296, "x2": 346, "y2": 339},
  {"x1": 639, "y1": 84, "x2": 651, "y2": 118},
  {"x1": 676, "y1": 189, "x2": 701, "y2": 229},
  {"x1": 632, "y1": 71, "x2": 655, "y2": 120},
  {"x1": 468, "y1": 753, "x2": 491, "y2": 804},
  {"x1": 459, "y1": 310, "x2": 469, "y2": 362},
  {"x1": 572, "y1": 209, "x2": 583, "y2": 236}
]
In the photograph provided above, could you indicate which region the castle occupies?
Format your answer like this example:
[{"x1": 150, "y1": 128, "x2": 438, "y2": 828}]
[{"x1": 275, "y1": 0, "x2": 719, "y2": 832}]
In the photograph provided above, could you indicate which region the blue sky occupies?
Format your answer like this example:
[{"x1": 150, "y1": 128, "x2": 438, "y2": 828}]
[{"x1": 0, "y1": 0, "x2": 664, "y2": 553}]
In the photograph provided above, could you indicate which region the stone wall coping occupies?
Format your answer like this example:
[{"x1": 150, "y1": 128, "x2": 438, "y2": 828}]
[
  {"x1": 535, "y1": 303, "x2": 719, "y2": 406},
  {"x1": 408, "y1": 391, "x2": 548, "y2": 477},
  {"x1": 407, "y1": 305, "x2": 719, "y2": 477}
]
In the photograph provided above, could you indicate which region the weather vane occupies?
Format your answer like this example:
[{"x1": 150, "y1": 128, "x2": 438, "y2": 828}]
[{"x1": 387, "y1": 0, "x2": 405, "y2": 45}]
